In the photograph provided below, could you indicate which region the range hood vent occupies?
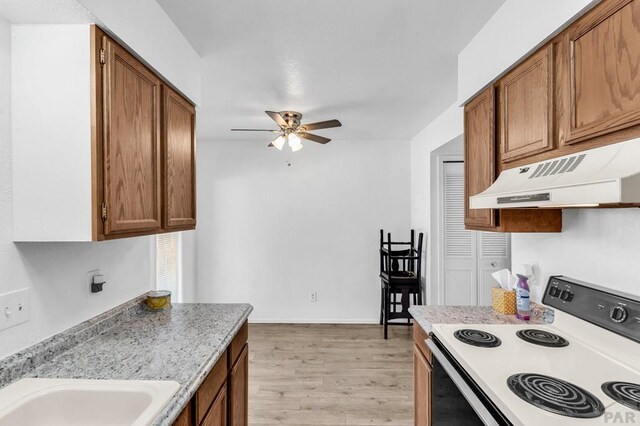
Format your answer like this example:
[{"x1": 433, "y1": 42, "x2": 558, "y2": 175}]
[
  {"x1": 470, "y1": 138, "x2": 640, "y2": 209},
  {"x1": 527, "y1": 154, "x2": 586, "y2": 180}
]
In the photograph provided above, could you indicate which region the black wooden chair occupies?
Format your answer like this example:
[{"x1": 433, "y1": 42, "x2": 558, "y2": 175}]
[{"x1": 379, "y1": 229, "x2": 424, "y2": 339}]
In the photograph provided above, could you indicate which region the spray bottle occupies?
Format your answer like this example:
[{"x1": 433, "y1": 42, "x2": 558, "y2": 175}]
[{"x1": 515, "y1": 274, "x2": 530, "y2": 321}]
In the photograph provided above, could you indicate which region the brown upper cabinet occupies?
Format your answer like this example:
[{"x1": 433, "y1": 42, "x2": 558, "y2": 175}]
[
  {"x1": 101, "y1": 35, "x2": 163, "y2": 237},
  {"x1": 463, "y1": 0, "x2": 640, "y2": 232},
  {"x1": 562, "y1": 0, "x2": 640, "y2": 145},
  {"x1": 499, "y1": 45, "x2": 554, "y2": 163},
  {"x1": 464, "y1": 88, "x2": 562, "y2": 233},
  {"x1": 11, "y1": 24, "x2": 196, "y2": 242},
  {"x1": 464, "y1": 87, "x2": 497, "y2": 230},
  {"x1": 163, "y1": 86, "x2": 197, "y2": 230},
  {"x1": 97, "y1": 28, "x2": 197, "y2": 239}
]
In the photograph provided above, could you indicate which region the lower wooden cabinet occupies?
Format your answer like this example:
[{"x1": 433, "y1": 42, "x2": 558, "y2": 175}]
[
  {"x1": 202, "y1": 384, "x2": 227, "y2": 426},
  {"x1": 174, "y1": 404, "x2": 192, "y2": 426},
  {"x1": 173, "y1": 322, "x2": 248, "y2": 426},
  {"x1": 413, "y1": 324, "x2": 432, "y2": 426},
  {"x1": 228, "y1": 345, "x2": 249, "y2": 426},
  {"x1": 414, "y1": 344, "x2": 432, "y2": 426}
]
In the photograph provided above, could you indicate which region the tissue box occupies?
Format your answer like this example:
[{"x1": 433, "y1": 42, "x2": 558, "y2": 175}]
[{"x1": 492, "y1": 288, "x2": 517, "y2": 315}]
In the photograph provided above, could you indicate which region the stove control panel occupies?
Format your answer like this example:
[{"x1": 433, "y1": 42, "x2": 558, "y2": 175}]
[
  {"x1": 543, "y1": 276, "x2": 640, "y2": 343},
  {"x1": 610, "y1": 306, "x2": 628, "y2": 323},
  {"x1": 546, "y1": 282, "x2": 574, "y2": 302}
]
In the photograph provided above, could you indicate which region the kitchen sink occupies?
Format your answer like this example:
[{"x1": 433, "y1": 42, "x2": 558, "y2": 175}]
[{"x1": 0, "y1": 378, "x2": 180, "y2": 426}]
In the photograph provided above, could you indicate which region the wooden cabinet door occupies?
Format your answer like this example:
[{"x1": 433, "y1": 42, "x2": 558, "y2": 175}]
[
  {"x1": 414, "y1": 344, "x2": 432, "y2": 426},
  {"x1": 102, "y1": 36, "x2": 162, "y2": 236},
  {"x1": 172, "y1": 403, "x2": 192, "y2": 426},
  {"x1": 228, "y1": 344, "x2": 248, "y2": 426},
  {"x1": 564, "y1": 0, "x2": 640, "y2": 144},
  {"x1": 500, "y1": 45, "x2": 554, "y2": 163},
  {"x1": 163, "y1": 87, "x2": 196, "y2": 230},
  {"x1": 464, "y1": 87, "x2": 496, "y2": 229},
  {"x1": 201, "y1": 384, "x2": 227, "y2": 426}
]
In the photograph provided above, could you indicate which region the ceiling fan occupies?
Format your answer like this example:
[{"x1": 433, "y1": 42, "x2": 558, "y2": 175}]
[{"x1": 231, "y1": 111, "x2": 342, "y2": 152}]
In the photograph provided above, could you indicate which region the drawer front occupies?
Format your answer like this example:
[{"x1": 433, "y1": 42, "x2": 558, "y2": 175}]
[
  {"x1": 195, "y1": 351, "x2": 228, "y2": 424},
  {"x1": 413, "y1": 323, "x2": 432, "y2": 364},
  {"x1": 228, "y1": 321, "x2": 248, "y2": 368}
]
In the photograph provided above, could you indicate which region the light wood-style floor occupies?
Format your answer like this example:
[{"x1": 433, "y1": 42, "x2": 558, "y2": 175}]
[{"x1": 248, "y1": 323, "x2": 414, "y2": 425}]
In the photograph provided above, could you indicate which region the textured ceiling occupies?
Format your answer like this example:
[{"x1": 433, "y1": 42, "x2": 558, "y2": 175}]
[
  {"x1": 156, "y1": 0, "x2": 504, "y2": 142},
  {"x1": 0, "y1": 0, "x2": 95, "y2": 24}
]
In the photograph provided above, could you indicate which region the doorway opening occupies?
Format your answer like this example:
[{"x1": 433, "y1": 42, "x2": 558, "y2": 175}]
[{"x1": 431, "y1": 137, "x2": 511, "y2": 306}]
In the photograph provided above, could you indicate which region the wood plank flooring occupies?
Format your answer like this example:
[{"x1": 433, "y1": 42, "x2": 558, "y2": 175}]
[{"x1": 248, "y1": 324, "x2": 413, "y2": 425}]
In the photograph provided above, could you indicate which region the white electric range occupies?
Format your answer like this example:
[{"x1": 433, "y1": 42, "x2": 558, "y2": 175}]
[{"x1": 427, "y1": 276, "x2": 640, "y2": 426}]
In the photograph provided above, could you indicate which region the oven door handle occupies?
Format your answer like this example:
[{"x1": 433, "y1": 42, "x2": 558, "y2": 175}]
[{"x1": 426, "y1": 339, "x2": 500, "y2": 426}]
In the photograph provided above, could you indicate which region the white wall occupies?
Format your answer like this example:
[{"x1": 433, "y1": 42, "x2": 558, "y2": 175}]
[
  {"x1": 76, "y1": 0, "x2": 201, "y2": 104},
  {"x1": 513, "y1": 210, "x2": 640, "y2": 303},
  {"x1": 457, "y1": 0, "x2": 598, "y2": 103},
  {"x1": 196, "y1": 138, "x2": 411, "y2": 322},
  {"x1": 0, "y1": 18, "x2": 153, "y2": 358},
  {"x1": 410, "y1": 103, "x2": 463, "y2": 304}
]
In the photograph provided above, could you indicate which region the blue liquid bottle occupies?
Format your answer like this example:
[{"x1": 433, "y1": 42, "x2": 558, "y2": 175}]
[{"x1": 516, "y1": 274, "x2": 530, "y2": 321}]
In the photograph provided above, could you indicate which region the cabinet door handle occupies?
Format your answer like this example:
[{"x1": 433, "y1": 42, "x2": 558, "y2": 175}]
[{"x1": 490, "y1": 262, "x2": 497, "y2": 267}]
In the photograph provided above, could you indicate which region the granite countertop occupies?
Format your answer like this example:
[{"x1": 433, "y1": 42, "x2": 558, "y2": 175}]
[
  {"x1": 0, "y1": 301, "x2": 253, "y2": 426},
  {"x1": 409, "y1": 304, "x2": 550, "y2": 334}
]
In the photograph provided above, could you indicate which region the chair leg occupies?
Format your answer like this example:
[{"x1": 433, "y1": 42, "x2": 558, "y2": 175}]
[
  {"x1": 379, "y1": 286, "x2": 384, "y2": 325},
  {"x1": 384, "y1": 286, "x2": 390, "y2": 339},
  {"x1": 402, "y1": 289, "x2": 410, "y2": 324}
]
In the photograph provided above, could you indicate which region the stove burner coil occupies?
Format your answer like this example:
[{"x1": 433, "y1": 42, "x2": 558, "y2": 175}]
[
  {"x1": 516, "y1": 329, "x2": 569, "y2": 347},
  {"x1": 453, "y1": 329, "x2": 502, "y2": 348},
  {"x1": 602, "y1": 381, "x2": 640, "y2": 411},
  {"x1": 507, "y1": 373, "x2": 605, "y2": 418}
]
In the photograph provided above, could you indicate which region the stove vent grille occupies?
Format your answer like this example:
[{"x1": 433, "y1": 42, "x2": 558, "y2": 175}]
[{"x1": 528, "y1": 154, "x2": 586, "y2": 179}]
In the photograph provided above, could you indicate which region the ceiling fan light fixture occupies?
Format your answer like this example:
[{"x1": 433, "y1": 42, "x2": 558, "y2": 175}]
[
  {"x1": 271, "y1": 135, "x2": 286, "y2": 150},
  {"x1": 288, "y1": 133, "x2": 303, "y2": 152},
  {"x1": 231, "y1": 111, "x2": 341, "y2": 151}
]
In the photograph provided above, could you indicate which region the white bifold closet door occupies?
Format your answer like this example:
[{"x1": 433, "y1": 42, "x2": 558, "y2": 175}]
[{"x1": 441, "y1": 161, "x2": 510, "y2": 306}]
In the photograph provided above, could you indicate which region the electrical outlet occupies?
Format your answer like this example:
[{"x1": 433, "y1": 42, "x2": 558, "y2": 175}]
[
  {"x1": 0, "y1": 288, "x2": 30, "y2": 332},
  {"x1": 87, "y1": 269, "x2": 101, "y2": 295},
  {"x1": 309, "y1": 291, "x2": 318, "y2": 303}
]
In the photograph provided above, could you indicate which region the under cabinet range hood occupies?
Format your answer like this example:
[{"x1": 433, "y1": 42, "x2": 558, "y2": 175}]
[{"x1": 470, "y1": 137, "x2": 640, "y2": 209}]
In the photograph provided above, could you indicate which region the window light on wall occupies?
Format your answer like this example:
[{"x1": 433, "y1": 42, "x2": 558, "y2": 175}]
[{"x1": 155, "y1": 232, "x2": 183, "y2": 303}]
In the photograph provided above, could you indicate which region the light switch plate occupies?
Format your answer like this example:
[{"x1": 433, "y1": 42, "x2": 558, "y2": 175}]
[{"x1": 0, "y1": 288, "x2": 30, "y2": 331}]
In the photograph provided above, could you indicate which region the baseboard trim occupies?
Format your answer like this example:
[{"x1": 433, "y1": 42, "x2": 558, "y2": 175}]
[{"x1": 248, "y1": 318, "x2": 381, "y2": 324}]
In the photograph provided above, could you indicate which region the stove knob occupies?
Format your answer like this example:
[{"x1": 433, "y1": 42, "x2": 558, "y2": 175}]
[
  {"x1": 560, "y1": 290, "x2": 574, "y2": 302},
  {"x1": 610, "y1": 306, "x2": 628, "y2": 323},
  {"x1": 549, "y1": 287, "x2": 560, "y2": 297}
]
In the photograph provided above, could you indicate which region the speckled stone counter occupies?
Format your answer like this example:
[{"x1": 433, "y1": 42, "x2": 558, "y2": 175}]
[
  {"x1": 0, "y1": 300, "x2": 252, "y2": 426},
  {"x1": 409, "y1": 303, "x2": 551, "y2": 334}
]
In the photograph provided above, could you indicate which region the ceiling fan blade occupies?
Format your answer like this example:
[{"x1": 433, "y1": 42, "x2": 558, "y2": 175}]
[
  {"x1": 230, "y1": 129, "x2": 281, "y2": 132},
  {"x1": 298, "y1": 132, "x2": 331, "y2": 144},
  {"x1": 265, "y1": 111, "x2": 287, "y2": 128},
  {"x1": 300, "y1": 119, "x2": 342, "y2": 131}
]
